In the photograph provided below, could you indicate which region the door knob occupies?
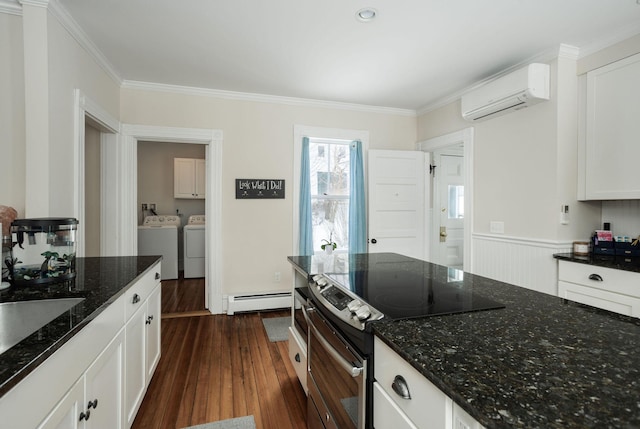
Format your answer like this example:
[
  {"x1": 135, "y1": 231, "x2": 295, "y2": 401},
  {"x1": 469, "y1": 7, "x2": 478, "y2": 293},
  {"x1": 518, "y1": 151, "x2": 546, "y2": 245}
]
[{"x1": 439, "y1": 227, "x2": 447, "y2": 242}]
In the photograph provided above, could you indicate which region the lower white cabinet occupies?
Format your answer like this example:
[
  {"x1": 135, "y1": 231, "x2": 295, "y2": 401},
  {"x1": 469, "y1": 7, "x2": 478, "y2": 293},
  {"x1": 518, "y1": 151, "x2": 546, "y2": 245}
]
[
  {"x1": 38, "y1": 330, "x2": 124, "y2": 429},
  {"x1": 558, "y1": 260, "x2": 640, "y2": 317},
  {"x1": 374, "y1": 337, "x2": 484, "y2": 429},
  {"x1": 0, "y1": 262, "x2": 162, "y2": 429},
  {"x1": 125, "y1": 283, "x2": 162, "y2": 427}
]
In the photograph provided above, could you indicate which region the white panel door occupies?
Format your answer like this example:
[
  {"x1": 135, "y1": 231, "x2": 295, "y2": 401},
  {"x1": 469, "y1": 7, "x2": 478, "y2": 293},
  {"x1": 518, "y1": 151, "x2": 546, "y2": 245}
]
[
  {"x1": 435, "y1": 154, "x2": 464, "y2": 268},
  {"x1": 368, "y1": 150, "x2": 426, "y2": 259}
]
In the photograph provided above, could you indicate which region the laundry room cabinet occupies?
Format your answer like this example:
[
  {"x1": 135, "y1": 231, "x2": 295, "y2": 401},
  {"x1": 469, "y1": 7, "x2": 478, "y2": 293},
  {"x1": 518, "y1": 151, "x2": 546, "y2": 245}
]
[{"x1": 174, "y1": 158, "x2": 206, "y2": 199}]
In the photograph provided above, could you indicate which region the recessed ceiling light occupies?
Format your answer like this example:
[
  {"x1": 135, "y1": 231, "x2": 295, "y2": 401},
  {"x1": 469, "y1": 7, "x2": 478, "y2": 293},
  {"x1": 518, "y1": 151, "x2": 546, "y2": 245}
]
[{"x1": 356, "y1": 8, "x2": 377, "y2": 23}]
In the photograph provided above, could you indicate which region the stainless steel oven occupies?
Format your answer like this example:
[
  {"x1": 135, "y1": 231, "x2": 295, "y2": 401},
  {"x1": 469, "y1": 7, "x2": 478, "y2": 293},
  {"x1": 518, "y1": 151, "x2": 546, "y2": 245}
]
[{"x1": 302, "y1": 299, "x2": 366, "y2": 429}]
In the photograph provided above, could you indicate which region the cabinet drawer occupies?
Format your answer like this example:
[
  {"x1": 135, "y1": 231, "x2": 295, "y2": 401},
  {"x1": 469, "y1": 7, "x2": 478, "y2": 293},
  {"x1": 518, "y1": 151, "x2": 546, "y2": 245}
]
[
  {"x1": 373, "y1": 382, "x2": 417, "y2": 429},
  {"x1": 374, "y1": 337, "x2": 452, "y2": 428},
  {"x1": 287, "y1": 327, "x2": 307, "y2": 394},
  {"x1": 558, "y1": 261, "x2": 640, "y2": 298},
  {"x1": 125, "y1": 263, "x2": 161, "y2": 321},
  {"x1": 559, "y1": 280, "x2": 640, "y2": 317}
]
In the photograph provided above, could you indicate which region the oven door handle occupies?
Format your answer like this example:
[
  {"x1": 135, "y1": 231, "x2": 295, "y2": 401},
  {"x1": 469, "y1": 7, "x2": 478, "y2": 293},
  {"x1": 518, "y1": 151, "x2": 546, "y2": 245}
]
[{"x1": 304, "y1": 307, "x2": 363, "y2": 378}]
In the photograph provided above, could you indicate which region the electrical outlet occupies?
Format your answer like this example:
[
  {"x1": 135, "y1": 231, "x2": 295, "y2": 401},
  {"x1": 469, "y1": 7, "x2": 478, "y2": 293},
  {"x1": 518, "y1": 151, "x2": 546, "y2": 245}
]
[
  {"x1": 274, "y1": 272, "x2": 281, "y2": 282},
  {"x1": 490, "y1": 221, "x2": 504, "y2": 234},
  {"x1": 141, "y1": 203, "x2": 148, "y2": 210}
]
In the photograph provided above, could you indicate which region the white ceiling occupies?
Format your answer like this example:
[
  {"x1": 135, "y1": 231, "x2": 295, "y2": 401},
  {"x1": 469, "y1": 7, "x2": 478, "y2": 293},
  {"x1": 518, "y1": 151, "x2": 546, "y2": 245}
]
[{"x1": 53, "y1": 0, "x2": 640, "y2": 111}]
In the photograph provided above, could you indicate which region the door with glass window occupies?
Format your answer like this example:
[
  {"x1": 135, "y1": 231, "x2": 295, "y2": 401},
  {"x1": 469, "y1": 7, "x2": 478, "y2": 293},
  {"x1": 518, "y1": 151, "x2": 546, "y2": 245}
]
[{"x1": 435, "y1": 154, "x2": 464, "y2": 268}]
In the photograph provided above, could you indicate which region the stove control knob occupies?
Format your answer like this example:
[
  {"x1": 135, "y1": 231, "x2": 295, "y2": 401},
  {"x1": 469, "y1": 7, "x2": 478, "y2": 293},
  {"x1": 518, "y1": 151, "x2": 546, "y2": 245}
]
[
  {"x1": 312, "y1": 275, "x2": 322, "y2": 282},
  {"x1": 316, "y1": 278, "x2": 328, "y2": 288},
  {"x1": 347, "y1": 299, "x2": 362, "y2": 312},
  {"x1": 355, "y1": 305, "x2": 371, "y2": 321}
]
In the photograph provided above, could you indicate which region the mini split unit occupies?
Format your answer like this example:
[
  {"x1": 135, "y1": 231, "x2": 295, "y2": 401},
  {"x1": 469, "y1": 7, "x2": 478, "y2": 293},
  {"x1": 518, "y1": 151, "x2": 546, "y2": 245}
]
[{"x1": 461, "y1": 63, "x2": 550, "y2": 121}]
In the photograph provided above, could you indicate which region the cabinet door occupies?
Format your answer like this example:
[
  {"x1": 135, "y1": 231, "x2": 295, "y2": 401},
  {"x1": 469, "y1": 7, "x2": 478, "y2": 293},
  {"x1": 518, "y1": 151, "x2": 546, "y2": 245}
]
[
  {"x1": 584, "y1": 53, "x2": 640, "y2": 199},
  {"x1": 124, "y1": 305, "x2": 147, "y2": 428},
  {"x1": 37, "y1": 379, "x2": 84, "y2": 429},
  {"x1": 146, "y1": 285, "x2": 162, "y2": 381},
  {"x1": 174, "y1": 158, "x2": 197, "y2": 198},
  {"x1": 85, "y1": 330, "x2": 124, "y2": 429},
  {"x1": 373, "y1": 382, "x2": 418, "y2": 429},
  {"x1": 194, "y1": 158, "x2": 206, "y2": 198}
]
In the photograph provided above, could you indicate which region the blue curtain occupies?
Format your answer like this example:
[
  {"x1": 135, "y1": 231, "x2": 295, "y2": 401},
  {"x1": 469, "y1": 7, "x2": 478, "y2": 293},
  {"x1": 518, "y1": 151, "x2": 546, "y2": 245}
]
[
  {"x1": 349, "y1": 140, "x2": 366, "y2": 253},
  {"x1": 299, "y1": 137, "x2": 314, "y2": 255}
]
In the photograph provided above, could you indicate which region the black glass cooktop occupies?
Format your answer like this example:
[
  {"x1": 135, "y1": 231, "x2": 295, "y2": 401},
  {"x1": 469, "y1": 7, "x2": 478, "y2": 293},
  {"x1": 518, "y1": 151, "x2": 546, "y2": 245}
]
[{"x1": 323, "y1": 260, "x2": 505, "y2": 320}]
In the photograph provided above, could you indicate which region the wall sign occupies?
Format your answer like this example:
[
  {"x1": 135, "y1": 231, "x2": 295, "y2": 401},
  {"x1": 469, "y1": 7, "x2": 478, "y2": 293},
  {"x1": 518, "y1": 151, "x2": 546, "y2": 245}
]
[{"x1": 236, "y1": 179, "x2": 285, "y2": 199}]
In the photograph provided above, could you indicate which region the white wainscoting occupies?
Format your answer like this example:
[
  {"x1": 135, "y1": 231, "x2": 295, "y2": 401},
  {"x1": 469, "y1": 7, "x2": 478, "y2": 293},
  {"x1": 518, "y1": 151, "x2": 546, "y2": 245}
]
[{"x1": 472, "y1": 234, "x2": 573, "y2": 296}]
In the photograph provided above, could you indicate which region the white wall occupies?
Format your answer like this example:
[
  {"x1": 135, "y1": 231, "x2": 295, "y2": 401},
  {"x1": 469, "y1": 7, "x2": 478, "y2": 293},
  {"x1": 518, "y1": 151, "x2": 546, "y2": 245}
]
[
  {"x1": 84, "y1": 123, "x2": 100, "y2": 256},
  {"x1": 121, "y1": 88, "x2": 417, "y2": 296},
  {"x1": 0, "y1": 12, "x2": 25, "y2": 215}
]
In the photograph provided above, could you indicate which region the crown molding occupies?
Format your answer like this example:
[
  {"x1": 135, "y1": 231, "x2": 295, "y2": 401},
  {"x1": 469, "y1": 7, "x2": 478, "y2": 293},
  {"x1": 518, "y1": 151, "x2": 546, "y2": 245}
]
[
  {"x1": 0, "y1": 0, "x2": 21, "y2": 14},
  {"x1": 576, "y1": 24, "x2": 640, "y2": 59},
  {"x1": 121, "y1": 80, "x2": 417, "y2": 117},
  {"x1": 47, "y1": 0, "x2": 122, "y2": 86},
  {"x1": 19, "y1": 0, "x2": 48, "y2": 7}
]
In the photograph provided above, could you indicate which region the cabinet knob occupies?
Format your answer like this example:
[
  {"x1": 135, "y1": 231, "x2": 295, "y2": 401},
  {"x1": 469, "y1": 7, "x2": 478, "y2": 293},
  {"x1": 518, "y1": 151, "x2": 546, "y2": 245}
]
[
  {"x1": 588, "y1": 273, "x2": 604, "y2": 282},
  {"x1": 79, "y1": 410, "x2": 90, "y2": 421},
  {"x1": 371, "y1": 238, "x2": 377, "y2": 244},
  {"x1": 295, "y1": 353, "x2": 301, "y2": 363},
  {"x1": 155, "y1": 272, "x2": 160, "y2": 280},
  {"x1": 146, "y1": 315, "x2": 154, "y2": 325},
  {"x1": 392, "y1": 375, "x2": 412, "y2": 400},
  {"x1": 133, "y1": 293, "x2": 141, "y2": 304},
  {"x1": 88, "y1": 399, "x2": 98, "y2": 409}
]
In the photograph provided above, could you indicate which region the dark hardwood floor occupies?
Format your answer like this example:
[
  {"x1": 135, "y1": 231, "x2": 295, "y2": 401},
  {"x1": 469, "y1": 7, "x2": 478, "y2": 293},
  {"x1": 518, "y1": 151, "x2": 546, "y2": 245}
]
[
  {"x1": 160, "y1": 273, "x2": 207, "y2": 316},
  {"x1": 132, "y1": 276, "x2": 306, "y2": 429}
]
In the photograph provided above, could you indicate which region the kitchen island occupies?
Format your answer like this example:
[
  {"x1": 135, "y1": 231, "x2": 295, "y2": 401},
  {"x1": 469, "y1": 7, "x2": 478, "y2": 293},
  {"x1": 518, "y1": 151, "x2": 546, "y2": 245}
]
[
  {"x1": 0, "y1": 256, "x2": 162, "y2": 428},
  {"x1": 289, "y1": 253, "x2": 640, "y2": 428}
]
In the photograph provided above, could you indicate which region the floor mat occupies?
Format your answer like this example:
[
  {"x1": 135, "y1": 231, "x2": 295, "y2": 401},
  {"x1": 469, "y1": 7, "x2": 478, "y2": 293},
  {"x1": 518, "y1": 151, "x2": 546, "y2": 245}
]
[
  {"x1": 262, "y1": 316, "x2": 290, "y2": 342},
  {"x1": 182, "y1": 415, "x2": 256, "y2": 429}
]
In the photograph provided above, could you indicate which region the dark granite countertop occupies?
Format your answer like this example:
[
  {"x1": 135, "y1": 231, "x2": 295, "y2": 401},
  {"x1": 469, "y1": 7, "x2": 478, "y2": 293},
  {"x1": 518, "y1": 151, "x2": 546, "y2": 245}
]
[
  {"x1": 554, "y1": 252, "x2": 640, "y2": 274},
  {"x1": 0, "y1": 256, "x2": 161, "y2": 397},
  {"x1": 288, "y1": 253, "x2": 640, "y2": 428}
]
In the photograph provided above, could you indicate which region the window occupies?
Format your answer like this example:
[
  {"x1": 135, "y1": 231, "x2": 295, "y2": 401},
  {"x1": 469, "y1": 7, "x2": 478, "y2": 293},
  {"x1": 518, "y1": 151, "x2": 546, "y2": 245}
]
[
  {"x1": 294, "y1": 125, "x2": 369, "y2": 256},
  {"x1": 309, "y1": 138, "x2": 352, "y2": 252}
]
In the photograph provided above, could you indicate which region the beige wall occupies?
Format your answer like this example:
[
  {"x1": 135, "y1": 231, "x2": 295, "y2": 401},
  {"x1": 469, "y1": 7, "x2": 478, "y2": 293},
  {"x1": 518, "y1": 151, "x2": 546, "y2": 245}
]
[
  {"x1": 417, "y1": 56, "x2": 602, "y2": 242},
  {"x1": 0, "y1": 13, "x2": 25, "y2": 215},
  {"x1": 122, "y1": 89, "x2": 416, "y2": 294},
  {"x1": 46, "y1": 12, "x2": 120, "y2": 217}
]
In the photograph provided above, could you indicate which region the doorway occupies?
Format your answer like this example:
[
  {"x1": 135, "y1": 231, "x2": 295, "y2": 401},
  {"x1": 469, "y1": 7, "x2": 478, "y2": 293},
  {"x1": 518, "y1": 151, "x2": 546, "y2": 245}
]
[
  {"x1": 137, "y1": 141, "x2": 207, "y2": 315},
  {"x1": 417, "y1": 128, "x2": 474, "y2": 272}
]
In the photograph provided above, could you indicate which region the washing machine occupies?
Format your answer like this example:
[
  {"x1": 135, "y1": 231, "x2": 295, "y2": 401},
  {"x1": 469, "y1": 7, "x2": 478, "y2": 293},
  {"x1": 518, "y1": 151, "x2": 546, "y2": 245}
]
[
  {"x1": 183, "y1": 215, "x2": 205, "y2": 278},
  {"x1": 138, "y1": 215, "x2": 180, "y2": 280}
]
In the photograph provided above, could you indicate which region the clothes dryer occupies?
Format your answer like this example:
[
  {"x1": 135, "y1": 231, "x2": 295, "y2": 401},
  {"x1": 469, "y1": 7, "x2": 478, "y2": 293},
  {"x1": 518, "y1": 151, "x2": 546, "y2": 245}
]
[
  {"x1": 138, "y1": 215, "x2": 180, "y2": 280},
  {"x1": 183, "y1": 215, "x2": 205, "y2": 278}
]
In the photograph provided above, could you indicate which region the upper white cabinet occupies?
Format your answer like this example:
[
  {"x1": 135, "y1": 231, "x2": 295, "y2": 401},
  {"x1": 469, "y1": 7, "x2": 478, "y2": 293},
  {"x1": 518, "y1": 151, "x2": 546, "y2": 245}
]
[
  {"x1": 174, "y1": 158, "x2": 206, "y2": 199},
  {"x1": 579, "y1": 53, "x2": 640, "y2": 200}
]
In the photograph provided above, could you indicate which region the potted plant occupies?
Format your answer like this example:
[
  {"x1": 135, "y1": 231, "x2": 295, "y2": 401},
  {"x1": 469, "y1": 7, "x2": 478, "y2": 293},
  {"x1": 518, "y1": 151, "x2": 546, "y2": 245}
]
[{"x1": 321, "y1": 233, "x2": 337, "y2": 255}]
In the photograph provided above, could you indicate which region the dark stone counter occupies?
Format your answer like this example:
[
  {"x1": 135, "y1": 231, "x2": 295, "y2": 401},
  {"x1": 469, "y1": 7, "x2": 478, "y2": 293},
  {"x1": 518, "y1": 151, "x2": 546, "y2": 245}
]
[
  {"x1": 554, "y1": 252, "x2": 640, "y2": 273},
  {"x1": 0, "y1": 256, "x2": 161, "y2": 396},
  {"x1": 288, "y1": 253, "x2": 640, "y2": 428}
]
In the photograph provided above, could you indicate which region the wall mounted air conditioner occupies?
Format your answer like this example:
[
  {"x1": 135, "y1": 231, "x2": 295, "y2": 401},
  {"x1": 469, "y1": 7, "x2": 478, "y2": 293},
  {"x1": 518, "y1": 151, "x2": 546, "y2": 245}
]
[{"x1": 461, "y1": 63, "x2": 550, "y2": 121}]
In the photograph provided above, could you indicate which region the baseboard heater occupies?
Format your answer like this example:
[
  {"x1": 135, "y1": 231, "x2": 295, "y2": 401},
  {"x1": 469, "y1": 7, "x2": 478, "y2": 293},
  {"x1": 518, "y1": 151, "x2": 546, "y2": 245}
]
[{"x1": 227, "y1": 292, "x2": 291, "y2": 315}]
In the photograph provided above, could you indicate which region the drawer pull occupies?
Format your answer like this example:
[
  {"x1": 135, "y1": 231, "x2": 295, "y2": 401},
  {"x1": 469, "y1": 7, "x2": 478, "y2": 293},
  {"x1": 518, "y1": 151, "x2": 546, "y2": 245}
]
[
  {"x1": 588, "y1": 274, "x2": 603, "y2": 282},
  {"x1": 155, "y1": 272, "x2": 160, "y2": 280},
  {"x1": 295, "y1": 353, "x2": 301, "y2": 363},
  {"x1": 392, "y1": 375, "x2": 412, "y2": 400},
  {"x1": 132, "y1": 293, "x2": 141, "y2": 304}
]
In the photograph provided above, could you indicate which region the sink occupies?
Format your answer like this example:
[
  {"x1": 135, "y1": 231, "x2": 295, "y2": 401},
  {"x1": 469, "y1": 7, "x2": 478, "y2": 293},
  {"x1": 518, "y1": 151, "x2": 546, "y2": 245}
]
[{"x1": 0, "y1": 298, "x2": 85, "y2": 354}]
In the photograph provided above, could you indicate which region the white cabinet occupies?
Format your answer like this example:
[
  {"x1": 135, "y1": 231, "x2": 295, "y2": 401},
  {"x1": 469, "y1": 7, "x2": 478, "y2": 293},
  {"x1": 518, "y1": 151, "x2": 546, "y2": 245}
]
[
  {"x1": 124, "y1": 280, "x2": 162, "y2": 428},
  {"x1": 374, "y1": 337, "x2": 484, "y2": 429},
  {"x1": 579, "y1": 52, "x2": 640, "y2": 200},
  {"x1": 0, "y1": 262, "x2": 162, "y2": 429},
  {"x1": 558, "y1": 260, "x2": 640, "y2": 317},
  {"x1": 174, "y1": 158, "x2": 206, "y2": 199},
  {"x1": 39, "y1": 331, "x2": 125, "y2": 429}
]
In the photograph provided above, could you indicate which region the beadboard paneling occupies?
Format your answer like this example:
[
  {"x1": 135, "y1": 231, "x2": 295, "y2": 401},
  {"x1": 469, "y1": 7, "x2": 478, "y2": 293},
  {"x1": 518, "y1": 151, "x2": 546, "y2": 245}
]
[{"x1": 472, "y1": 234, "x2": 573, "y2": 296}]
